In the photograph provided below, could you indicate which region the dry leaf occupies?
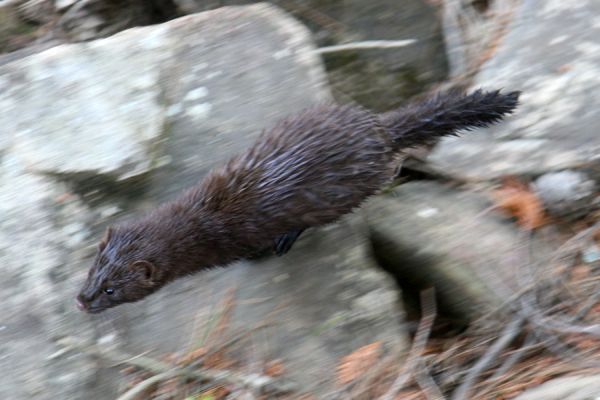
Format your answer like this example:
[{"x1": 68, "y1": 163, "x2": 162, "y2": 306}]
[
  {"x1": 570, "y1": 264, "x2": 592, "y2": 283},
  {"x1": 120, "y1": 366, "x2": 137, "y2": 375},
  {"x1": 204, "y1": 349, "x2": 236, "y2": 370},
  {"x1": 204, "y1": 288, "x2": 237, "y2": 348},
  {"x1": 178, "y1": 347, "x2": 208, "y2": 366},
  {"x1": 336, "y1": 341, "x2": 382, "y2": 385},
  {"x1": 264, "y1": 359, "x2": 286, "y2": 377},
  {"x1": 162, "y1": 352, "x2": 179, "y2": 364},
  {"x1": 557, "y1": 64, "x2": 573, "y2": 73},
  {"x1": 492, "y1": 178, "x2": 546, "y2": 230},
  {"x1": 575, "y1": 338, "x2": 598, "y2": 352},
  {"x1": 395, "y1": 389, "x2": 425, "y2": 400},
  {"x1": 294, "y1": 395, "x2": 318, "y2": 400}
]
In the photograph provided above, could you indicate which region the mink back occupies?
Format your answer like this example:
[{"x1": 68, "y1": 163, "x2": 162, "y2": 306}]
[{"x1": 187, "y1": 104, "x2": 398, "y2": 246}]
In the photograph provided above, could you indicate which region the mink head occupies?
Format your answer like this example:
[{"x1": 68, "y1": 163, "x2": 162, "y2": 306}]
[{"x1": 76, "y1": 227, "x2": 165, "y2": 313}]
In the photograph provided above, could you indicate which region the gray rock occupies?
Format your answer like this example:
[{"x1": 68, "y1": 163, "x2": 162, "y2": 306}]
[
  {"x1": 0, "y1": 153, "x2": 100, "y2": 399},
  {"x1": 514, "y1": 375, "x2": 600, "y2": 400},
  {"x1": 1, "y1": 35, "x2": 169, "y2": 181},
  {"x1": 145, "y1": 4, "x2": 330, "y2": 199},
  {"x1": 54, "y1": 0, "x2": 79, "y2": 11},
  {"x1": 313, "y1": 0, "x2": 448, "y2": 111},
  {"x1": 429, "y1": 0, "x2": 600, "y2": 180},
  {"x1": 366, "y1": 181, "x2": 526, "y2": 320},
  {"x1": 534, "y1": 170, "x2": 597, "y2": 219}
]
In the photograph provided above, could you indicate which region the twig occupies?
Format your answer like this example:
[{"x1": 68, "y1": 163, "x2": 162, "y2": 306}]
[
  {"x1": 117, "y1": 370, "x2": 181, "y2": 400},
  {"x1": 527, "y1": 326, "x2": 597, "y2": 367},
  {"x1": 529, "y1": 312, "x2": 600, "y2": 337},
  {"x1": 57, "y1": 336, "x2": 297, "y2": 396},
  {"x1": 488, "y1": 332, "x2": 536, "y2": 382},
  {"x1": 451, "y1": 316, "x2": 524, "y2": 400},
  {"x1": 314, "y1": 40, "x2": 417, "y2": 55},
  {"x1": 573, "y1": 290, "x2": 600, "y2": 320},
  {"x1": 108, "y1": 350, "x2": 152, "y2": 368},
  {"x1": 379, "y1": 289, "x2": 437, "y2": 400},
  {"x1": 415, "y1": 358, "x2": 445, "y2": 400}
]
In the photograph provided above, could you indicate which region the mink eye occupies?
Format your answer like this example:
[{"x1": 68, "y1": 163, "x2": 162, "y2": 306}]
[{"x1": 104, "y1": 287, "x2": 115, "y2": 295}]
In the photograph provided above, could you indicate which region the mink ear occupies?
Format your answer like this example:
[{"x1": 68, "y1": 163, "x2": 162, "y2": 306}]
[
  {"x1": 130, "y1": 260, "x2": 157, "y2": 281},
  {"x1": 98, "y1": 227, "x2": 113, "y2": 252}
]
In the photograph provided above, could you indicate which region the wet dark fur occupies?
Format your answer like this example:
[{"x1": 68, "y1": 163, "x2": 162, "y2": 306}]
[{"x1": 77, "y1": 89, "x2": 520, "y2": 313}]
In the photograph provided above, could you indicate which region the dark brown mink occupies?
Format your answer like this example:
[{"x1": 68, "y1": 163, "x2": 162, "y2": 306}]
[{"x1": 76, "y1": 89, "x2": 520, "y2": 313}]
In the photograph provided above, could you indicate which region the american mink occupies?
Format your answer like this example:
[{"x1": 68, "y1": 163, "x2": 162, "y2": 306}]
[{"x1": 76, "y1": 89, "x2": 520, "y2": 313}]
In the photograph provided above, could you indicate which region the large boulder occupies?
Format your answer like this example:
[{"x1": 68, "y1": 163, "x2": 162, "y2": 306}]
[
  {"x1": 0, "y1": 154, "x2": 98, "y2": 399},
  {"x1": 2, "y1": 42, "x2": 167, "y2": 180},
  {"x1": 0, "y1": 4, "x2": 406, "y2": 399},
  {"x1": 366, "y1": 181, "x2": 527, "y2": 321},
  {"x1": 429, "y1": 0, "x2": 600, "y2": 181}
]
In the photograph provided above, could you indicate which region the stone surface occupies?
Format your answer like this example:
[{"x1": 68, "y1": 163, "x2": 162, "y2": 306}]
[
  {"x1": 429, "y1": 0, "x2": 600, "y2": 180},
  {"x1": 0, "y1": 4, "x2": 406, "y2": 399},
  {"x1": 174, "y1": 0, "x2": 448, "y2": 112},
  {"x1": 0, "y1": 2, "x2": 330, "y2": 185},
  {"x1": 55, "y1": 0, "x2": 79, "y2": 10},
  {"x1": 514, "y1": 375, "x2": 600, "y2": 400},
  {"x1": 1, "y1": 36, "x2": 168, "y2": 180},
  {"x1": 315, "y1": 0, "x2": 448, "y2": 111},
  {"x1": 534, "y1": 170, "x2": 598, "y2": 219},
  {"x1": 142, "y1": 3, "x2": 331, "y2": 202},
  {"x1": 0, "y1": 153, "x2": 100, "y2": 399},
  {"x1": 0, "y1": 1, "x2": 39, "y2": 53},
  {"x1": 366, "y1": 181, "x2": 526, "y2": 321}
]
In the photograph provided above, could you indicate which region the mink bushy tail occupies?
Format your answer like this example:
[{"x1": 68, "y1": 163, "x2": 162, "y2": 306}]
[{"x1": 380, "y1": 89, "x2": 520, "y2": 148}]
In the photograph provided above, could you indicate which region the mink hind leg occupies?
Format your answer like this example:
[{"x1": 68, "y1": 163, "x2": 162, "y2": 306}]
[
  {"x1": 245, "y1": 229, "x2": 306, "y2": 261},
  {"x1": 275, "y1": 229, "x2": 305, "y2": 256}
]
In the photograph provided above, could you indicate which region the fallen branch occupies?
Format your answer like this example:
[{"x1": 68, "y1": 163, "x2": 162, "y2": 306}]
[
  {"x1": 451, "y1": 316, "x2": 524, "y2": 400},
  {"x1": 117, "y1": 370, "x2": 181, "y2": 400},
  {"x1": 415, "y1": 358, "x2": 444, "y2": 400},
  {"x1": 488, "y1": 332, "x2": 537, "y2": 382},
  {"x1": 314, "y1": 40, "x2": 417, "y2": 55},
  {"x1": 379, "y1": 288, "x2": 437, "y2": 400}
]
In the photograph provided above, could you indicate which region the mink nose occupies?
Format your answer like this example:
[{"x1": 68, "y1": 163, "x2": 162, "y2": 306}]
[{"x1": 75, "y1": 294, "x2": 88, "y2": 311}]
